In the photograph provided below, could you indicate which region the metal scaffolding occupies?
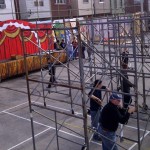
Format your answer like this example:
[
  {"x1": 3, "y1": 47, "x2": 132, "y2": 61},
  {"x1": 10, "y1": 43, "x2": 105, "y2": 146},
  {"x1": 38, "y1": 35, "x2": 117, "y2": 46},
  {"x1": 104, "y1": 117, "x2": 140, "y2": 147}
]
[{"x1": 21, "y1": 14, "x2": 150, "y2": 150}]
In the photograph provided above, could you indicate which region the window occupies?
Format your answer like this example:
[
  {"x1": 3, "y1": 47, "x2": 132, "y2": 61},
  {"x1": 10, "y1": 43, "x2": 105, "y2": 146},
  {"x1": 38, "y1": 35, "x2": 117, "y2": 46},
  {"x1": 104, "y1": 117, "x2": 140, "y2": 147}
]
[
  {"x1": 56, "y1": 0, "x2": 66, "y2": 4},
  {"x1": 39, "y1": 0, "x2": 44, "y2": 6},
  {"x1": 120, "y1": 0, "x2": 123, "y2": 7},
  {"x1": 34, "y1": 1, "x2": 38, "y2": 6},
  {"x1": 34, "y1": 0, "x2": 44, "y2": 6},
  {"x1": 83, "y1": 0, "x2": 89, "y2": 2},
  {"x1": 0, "y1": 0, "x2": 5, "y2": 4},
  {"x1": 0, "y1": 0, "x2": 6, "y2": 9},
  {"x1": 134, "y1": 0, "x2": 140, "y2": 4},
  {"x1": 114, "y1": 0, "x2": 117, "y2": 9}
]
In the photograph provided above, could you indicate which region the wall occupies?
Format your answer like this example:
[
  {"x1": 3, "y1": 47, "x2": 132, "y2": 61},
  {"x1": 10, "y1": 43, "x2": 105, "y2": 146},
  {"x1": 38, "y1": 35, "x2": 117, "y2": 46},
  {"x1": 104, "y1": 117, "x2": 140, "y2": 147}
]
[
  {"x1": 94, "y1": 0, "x2": 111, "y2": 15},
  {"x1": 78, "y1": 0, "x2": 92, "y2": 16},
  {"x1": 125, "y1": 0, "x2": 148, "y2": 14},
  {"x1": 111, "y1": 0, "x2": 125, "y2": 14},
  {"x1": 51, "y1": 0, "x2": 71, "y2": 19},
  {"x1": 25, "y1": 0, "x2": 52, "y2": 20},
  {"x1": 18, "y1": 0, "x2": 27, "y2": 19},
  {"x1": 70, "y1": 0, "x2": 78, "y2": 17},
  {"x1": 0, "y1": 0, "x2": 16, "y2": 21}
]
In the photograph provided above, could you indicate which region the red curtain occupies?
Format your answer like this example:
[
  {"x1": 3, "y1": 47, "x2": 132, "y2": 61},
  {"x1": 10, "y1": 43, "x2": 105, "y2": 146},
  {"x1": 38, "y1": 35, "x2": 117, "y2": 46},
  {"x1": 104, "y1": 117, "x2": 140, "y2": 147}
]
[
  {"x1": 0, "y1": 20, "x2": 54, "y2": 61},
  {"x1": 37, "y1": 24, "x2": 54, "y2": 51},
  {"x1": 0, "y1": 31, "x2": 6, "y2": 60}
]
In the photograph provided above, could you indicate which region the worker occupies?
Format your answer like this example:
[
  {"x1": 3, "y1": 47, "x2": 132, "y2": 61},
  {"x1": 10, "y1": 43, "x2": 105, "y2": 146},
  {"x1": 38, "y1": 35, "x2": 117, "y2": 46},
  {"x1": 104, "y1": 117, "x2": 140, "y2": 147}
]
[
  {"x1": 54, "y1": 39, "x2": 62, "y2": 50},
  {"x1": 99, "y1": 92, "x2": 136, "y2": 150},
  {"x1": 60, "y1": 39, "x2": 66, "y2": 49},
  {"x1": 47, "y1": 57, "x2": 56, "y2": 89},
  {"x1": 121, "y1": 64, "x2": 133, "y2": 108},
  {"x1": 88, "y1": 79, "x2": 110, "y2": 141},
  {"x1": 72, "y1": 37, "x2": 78, "y2": 59},
  {"x1": 121, "y1": 48, "x2": 129, "y2": 67}
]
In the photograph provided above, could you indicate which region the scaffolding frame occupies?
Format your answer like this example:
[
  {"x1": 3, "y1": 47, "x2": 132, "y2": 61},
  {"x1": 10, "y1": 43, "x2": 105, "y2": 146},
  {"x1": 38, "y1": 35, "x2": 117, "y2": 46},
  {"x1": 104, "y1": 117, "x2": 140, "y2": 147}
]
[{"x1": 21, "y1": 14, "x2": 150, "y2": 150}]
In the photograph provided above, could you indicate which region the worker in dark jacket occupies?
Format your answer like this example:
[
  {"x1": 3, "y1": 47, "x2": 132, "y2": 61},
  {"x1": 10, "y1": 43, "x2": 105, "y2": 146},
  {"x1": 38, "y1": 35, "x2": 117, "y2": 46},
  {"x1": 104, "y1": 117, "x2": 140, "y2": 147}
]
[
  {"x1": 99, "y1": 93, "x2": 136, "y2": 150},
  {"x1": 121, "y1": 64, "x2": 133, "y2": 108},
  {"x1": 88, "y1": 80, "x2": 109, "y2": 140},
  {"x1": 72, "y1": 37, "x2": 78, "y2": 59},
  {"x1": 81, "y1": 41, "x2": 86, "y2": 59},
  {"x1": 60, "y1": 39, "x2": 66, "y2": 49},
  {"x1": 47, "y1": 57, "x2": 56, "y2": 88},
  {"x1": 54, "y1": 39, "x2": 62, "y2": 50},
  {"x1": 121, "y1": 48, "x2": 129, "y2": 67}
]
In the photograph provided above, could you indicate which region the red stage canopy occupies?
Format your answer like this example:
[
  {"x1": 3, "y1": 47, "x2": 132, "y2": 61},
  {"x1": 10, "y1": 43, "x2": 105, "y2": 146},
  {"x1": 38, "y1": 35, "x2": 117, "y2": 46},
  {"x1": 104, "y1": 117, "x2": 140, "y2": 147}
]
[{"x1": 0, "y1": 20, "x2": 54, "y2": 61}]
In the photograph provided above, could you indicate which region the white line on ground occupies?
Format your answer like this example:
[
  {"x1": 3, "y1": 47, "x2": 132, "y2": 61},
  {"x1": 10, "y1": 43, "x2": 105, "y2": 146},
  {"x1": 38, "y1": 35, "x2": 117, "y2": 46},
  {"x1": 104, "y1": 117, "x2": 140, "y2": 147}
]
[
  {"x1": 2, "y1": 101, "x2": 150, "y2": 150},
  {"x1": 7, "y1": 127, "x2": 52, "y2": 150},
  {"x1": 126, "y1": 124, "x2": 150, "y2": 132},
  {"x1": 35, "y1": 102, "x2": 150, "y2": 132},
  {"x1": 3, "y1": 111, "x2": 51, "y2": 128},
  {"x1": 2, "y1": 100, "x2": 150, "y2": 132},
  {"x1": 0, "y1": 102, "x2": 28, "y2": 114},
  {"x1": 35, "y1": 101, "x2": 71, "y2": 112},
  {"x1": 128, "y1": 131, "x2": 150, "y2": 150},
  {"x1": 35, "y1": 101, "x2": 83, "y2": 115},
  {"x1": 2, "y1": 102, "x2": 149, "y2": 132},
  {"x1": 3, "y1": 111, "x2": 101, "y2": 149}
]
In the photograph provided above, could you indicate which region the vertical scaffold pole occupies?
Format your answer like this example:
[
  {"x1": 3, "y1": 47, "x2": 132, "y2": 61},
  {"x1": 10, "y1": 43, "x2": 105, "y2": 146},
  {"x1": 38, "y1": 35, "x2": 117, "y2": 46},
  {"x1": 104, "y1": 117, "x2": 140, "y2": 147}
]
[
  {"x1": 21, "y1": 30, "x2": 36, "y2": 150},
  {"x1": 131, "y1": 19, "x2": 141, "y2": 150},
  {"x1": 76, "y1": 21, "x2": 89, "y2": 150}
]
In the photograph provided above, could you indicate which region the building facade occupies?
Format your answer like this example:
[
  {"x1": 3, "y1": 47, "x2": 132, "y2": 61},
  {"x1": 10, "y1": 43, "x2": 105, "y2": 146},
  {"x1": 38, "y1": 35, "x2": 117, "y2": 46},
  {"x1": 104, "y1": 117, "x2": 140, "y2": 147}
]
[
  {"x1": 110, "y1": 0, "x2": 125, "y2": 14},
  {"x1": 14, "y1": 0, "x2": 52, "y2": 20},
  {"x1": 125, "y1": 0, "x2": 148, "y2": 14},
  {"x1": 51, "y1": 0, "x2": 93, "y2": 19},
  {"x1": 94, "y1": 0, "x2": 111, "y2": 15},
  {"x1": 74, "y1": 0, "x2": 93, "y2": 17},
  {"x1": 2, "y1": 0, "x2": 149, "y2": 22},
  {"x1": 51, "y1": 0, "x2": 71, "y2": 19},
  {"x1": 0, "y1": 0, "x2": 16, "y2": 21}
]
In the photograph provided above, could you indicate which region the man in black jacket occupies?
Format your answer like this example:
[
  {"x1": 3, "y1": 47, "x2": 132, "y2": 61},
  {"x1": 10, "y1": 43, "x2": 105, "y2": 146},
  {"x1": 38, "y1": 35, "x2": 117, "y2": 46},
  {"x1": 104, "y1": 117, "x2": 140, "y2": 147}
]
[
  {"x1": 46, "y1": 57, "x2": 56, "y2": 88},
  {"x1": 121, "y1": 48, "x2": 129, "y2": 67},
  {"x1": 99, "y1": 93, "x2": 136, "y2": 150},
  {"x1": 121, "y1": 64, "x2": 133, "y2": 108},
  {"x1": 54, "y1": 39, "x2": 62, "y2": 50},
  {"x1": 60, "y1": 39, "x2": 66, "y2": 49},
  {"x1": 88, "y1": 80, "x2": 109, "y2": 141}
]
